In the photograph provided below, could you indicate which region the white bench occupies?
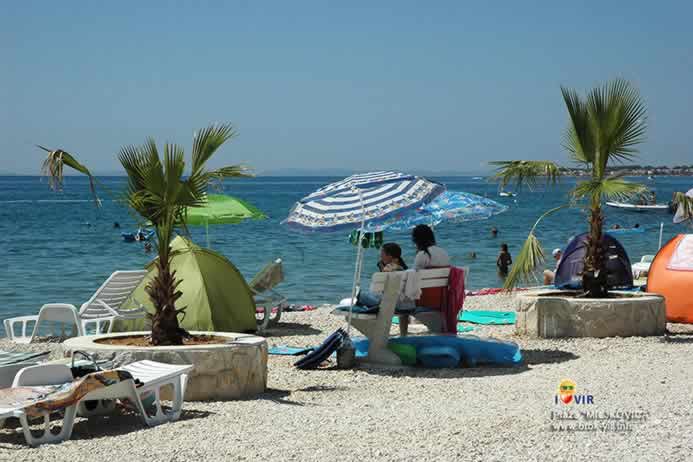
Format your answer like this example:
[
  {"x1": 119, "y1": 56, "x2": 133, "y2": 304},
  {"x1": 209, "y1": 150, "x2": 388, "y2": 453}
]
[{"x1": 333, "y1": 268, "x2": 452, "y2": 365}]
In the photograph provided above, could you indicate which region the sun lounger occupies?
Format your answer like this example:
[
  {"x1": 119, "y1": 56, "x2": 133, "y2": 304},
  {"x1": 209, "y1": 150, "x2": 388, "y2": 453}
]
[
  {"x1": 250, "y1": 258, "x2": 289, "y2": 332},
  {"x1": 0, "y1": 351, "x2": 50, "y2": 388},
  {"x1": 0, "y1": 360, "x2": 193, "y2": 446},
  {"x1": 3, "y1": 270, "x2": 148, "y2": 343}
]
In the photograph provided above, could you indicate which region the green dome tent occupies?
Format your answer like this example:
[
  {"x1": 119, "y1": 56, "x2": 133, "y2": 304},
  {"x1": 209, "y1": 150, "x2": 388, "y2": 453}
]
[{"x1": 114, "y1": 236, "x2": 257, "y2": 333}]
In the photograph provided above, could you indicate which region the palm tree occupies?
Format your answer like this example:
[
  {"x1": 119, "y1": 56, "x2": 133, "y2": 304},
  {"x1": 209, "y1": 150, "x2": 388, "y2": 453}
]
[
  {"x1": 40, "y1": 123, "x2": 250, "y2": 345},
  {"x1": 492, "y1": 79, "x2": 647, "y2": 297}
]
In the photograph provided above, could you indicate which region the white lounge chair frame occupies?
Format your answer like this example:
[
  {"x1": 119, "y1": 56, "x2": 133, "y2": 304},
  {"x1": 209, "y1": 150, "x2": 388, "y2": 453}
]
[
  {"x1": 632, "y1": 255, "x2": 655, "y2": 279},
  {"x1": 0, "y1": 360, "x2": 192, "y2": 446},
  {"x1": 4, "y1": 270, "x2": 148, "y2": 343}
]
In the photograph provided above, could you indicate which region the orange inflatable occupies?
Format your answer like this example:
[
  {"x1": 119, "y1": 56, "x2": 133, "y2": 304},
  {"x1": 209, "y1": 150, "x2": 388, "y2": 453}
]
[{"x1": 647, "y1": 234, "x2": 693, "y2": 323}]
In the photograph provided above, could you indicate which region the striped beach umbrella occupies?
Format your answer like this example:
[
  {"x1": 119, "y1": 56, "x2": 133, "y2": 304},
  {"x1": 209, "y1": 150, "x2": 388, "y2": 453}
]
[{"x1": 284, "y1": 171, "x2": 445, "y2": 233}]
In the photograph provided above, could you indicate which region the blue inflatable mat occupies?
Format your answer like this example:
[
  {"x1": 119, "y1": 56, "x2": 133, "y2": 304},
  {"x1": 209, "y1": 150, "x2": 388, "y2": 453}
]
[
  {"x1": 352, "y1": 335, "x2": 522, "y2": 368},
  {"x1": 418, "y1": 346, "x2": 461, "y2": 368}
]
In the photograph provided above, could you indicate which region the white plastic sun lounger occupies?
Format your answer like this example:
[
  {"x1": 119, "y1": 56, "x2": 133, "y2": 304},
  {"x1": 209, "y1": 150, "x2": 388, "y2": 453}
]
[
  {"x1": 0, "y1": 360, "x2": 193, "y2": 446},
  {"x1": 4, "y1": 270, "x2": 148, "y2": 343}
]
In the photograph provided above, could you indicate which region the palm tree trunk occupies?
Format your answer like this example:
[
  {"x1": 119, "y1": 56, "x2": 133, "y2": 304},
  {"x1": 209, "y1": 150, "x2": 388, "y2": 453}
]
[
  {"x1": 582, "y1": 203, "x2": 608, "y2": 298},
  {"x1": 146, "y1": 249, "x2": 188, "y2": 345}
]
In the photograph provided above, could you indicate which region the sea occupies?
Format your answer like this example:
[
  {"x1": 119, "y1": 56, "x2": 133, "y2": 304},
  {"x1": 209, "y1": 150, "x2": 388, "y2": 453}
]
[{"x1": 1, "y1": 175, "x2": 690, "y2": 333}]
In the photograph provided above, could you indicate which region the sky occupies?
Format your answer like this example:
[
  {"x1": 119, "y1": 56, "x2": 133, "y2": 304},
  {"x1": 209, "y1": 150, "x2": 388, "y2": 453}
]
[{"x1": 2, "y1": 1, "x2": 692, "y2": 175}]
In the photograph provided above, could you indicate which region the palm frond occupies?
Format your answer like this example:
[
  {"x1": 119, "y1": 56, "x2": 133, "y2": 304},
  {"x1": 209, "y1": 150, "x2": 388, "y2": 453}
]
[
  {"x1": 490, "y1": 160, "x2": 562, "y2": 191},
  {"x1": 38, "y1": 146, "x2": 100, "y2": 206},
  {"x1": 191, "y1": 123, "x2": 237, "y2": 174},
  {"x1": 571, "y1": 176, "x2": 647, "y2": 204},
  {"x1": 560, "y1": 87, "x2": 595, "y2": 165},
  {"x1": 502, "y1": 205, "x2": 568, "y2": 289},
  {"x1": 587, "y1": 78, "x2": 647, "y2": 168}
]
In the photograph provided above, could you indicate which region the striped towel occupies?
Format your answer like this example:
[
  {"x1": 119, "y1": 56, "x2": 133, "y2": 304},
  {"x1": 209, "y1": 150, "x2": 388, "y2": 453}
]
[{"x1": 0, "y1": 351, "x2": 50, "y2": 367}]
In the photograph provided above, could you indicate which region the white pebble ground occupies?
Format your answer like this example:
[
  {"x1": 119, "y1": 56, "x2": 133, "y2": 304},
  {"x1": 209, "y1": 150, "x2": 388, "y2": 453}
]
[{"x1": 1, "y1": 293, "x2": 692, "y2": 461}]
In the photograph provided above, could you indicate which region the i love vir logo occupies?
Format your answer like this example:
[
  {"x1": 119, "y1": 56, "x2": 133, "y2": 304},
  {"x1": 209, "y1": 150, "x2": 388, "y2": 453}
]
[{"x1": 555, "y1": 379, "x2": 594, "y2": 405}]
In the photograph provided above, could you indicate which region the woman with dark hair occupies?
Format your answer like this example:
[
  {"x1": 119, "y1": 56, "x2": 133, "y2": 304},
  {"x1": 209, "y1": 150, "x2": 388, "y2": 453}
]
[
  {"x1": 377, "y1": 243, "x2": 408, "y2": 272},
  {"x1": 412, "y1": 224, "x2": 450, "y2": 269}
]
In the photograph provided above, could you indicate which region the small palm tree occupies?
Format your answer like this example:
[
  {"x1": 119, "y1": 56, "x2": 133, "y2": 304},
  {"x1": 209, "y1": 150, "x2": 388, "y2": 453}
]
[
  {"x1": 492, "y1": 79, "x2": 647, "y2": 297},
  {"x1": 40, "y1": 124, "x2": 250, "y2": 345}
]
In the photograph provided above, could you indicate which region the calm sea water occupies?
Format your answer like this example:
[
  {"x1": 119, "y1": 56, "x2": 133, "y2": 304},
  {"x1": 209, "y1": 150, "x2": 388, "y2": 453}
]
[{"x1": 1, "y1": 175, "x2": 690, "y2": 332}]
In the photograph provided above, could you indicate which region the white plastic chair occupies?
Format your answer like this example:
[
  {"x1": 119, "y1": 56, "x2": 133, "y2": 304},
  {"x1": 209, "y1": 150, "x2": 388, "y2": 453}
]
[
  {"x1": 4, "y1": 270, "x2": 148, "y2": 343},
  {"x1": 0, "y1": 360, "x2": 193, "y2": 446}
]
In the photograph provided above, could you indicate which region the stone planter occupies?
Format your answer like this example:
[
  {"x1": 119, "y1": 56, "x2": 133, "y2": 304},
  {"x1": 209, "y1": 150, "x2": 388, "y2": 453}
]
[
  {"x1": 62, "y1": 331, "x2": 267, "y2": 401},
  {"x1": 515, "y1": 290, "x2": 666, "y2": 338}
]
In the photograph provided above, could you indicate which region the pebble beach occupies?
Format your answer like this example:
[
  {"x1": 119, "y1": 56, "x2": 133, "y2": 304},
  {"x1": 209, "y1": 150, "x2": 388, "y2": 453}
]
[{"x1": 1, "y1": 293, "x2": 692, "y2": 462}]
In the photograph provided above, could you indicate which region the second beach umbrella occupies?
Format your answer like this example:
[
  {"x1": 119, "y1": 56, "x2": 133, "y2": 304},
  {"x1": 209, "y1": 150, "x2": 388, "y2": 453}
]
[{"x1": 185, "y1": 194, "x2": 266, "y2": 247}]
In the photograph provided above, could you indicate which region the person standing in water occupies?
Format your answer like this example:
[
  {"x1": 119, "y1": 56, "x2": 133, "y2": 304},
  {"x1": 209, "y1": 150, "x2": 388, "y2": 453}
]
[{"x1": 497, "y1": 243, "x2": 512, "y2": 278}]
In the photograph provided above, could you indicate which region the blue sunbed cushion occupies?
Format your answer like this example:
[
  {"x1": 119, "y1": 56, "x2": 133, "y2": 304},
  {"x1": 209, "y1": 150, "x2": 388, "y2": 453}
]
[{"x1": 294, "y1": 329, "x2": 346, "y2": 369}]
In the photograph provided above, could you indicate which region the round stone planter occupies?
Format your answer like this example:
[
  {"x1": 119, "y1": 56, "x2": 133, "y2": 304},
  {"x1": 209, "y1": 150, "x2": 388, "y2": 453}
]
[
  {"x1": 515, "y1": 290, "x2": 666, "y2": 338},
  {"x1": 62, "y1": 331, "x2": 267, "y2": 401}
]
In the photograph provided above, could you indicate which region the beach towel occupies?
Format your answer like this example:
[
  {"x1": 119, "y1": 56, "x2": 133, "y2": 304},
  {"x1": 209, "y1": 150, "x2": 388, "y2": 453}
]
[
  {"x1": 403, "y1": 270, "x2": 423, "y2": 301},
  {"x1": 458, "y1": 310, "x2": 516, "y2": 325},
  {"x1": 0, "y1": 369, "x2": 133, "y2": 417},
  {"x1": 443, "y1": 267, "x2": 465, "y2": 333},
  {"x1": 466, "y1": 288, "x2": 529, "y2": 296},
  {"x1": 268, "y1": 346, "x2": 314, "y2": 356}
]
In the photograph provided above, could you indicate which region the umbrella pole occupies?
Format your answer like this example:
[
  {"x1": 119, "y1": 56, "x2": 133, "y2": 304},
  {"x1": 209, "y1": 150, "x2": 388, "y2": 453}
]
[
  {"x1": 206, "y1": 218, "x2": 210, "y2": 248},
  {"x1": 347, "y1": 190, "x2": 367, "y2": 336}
]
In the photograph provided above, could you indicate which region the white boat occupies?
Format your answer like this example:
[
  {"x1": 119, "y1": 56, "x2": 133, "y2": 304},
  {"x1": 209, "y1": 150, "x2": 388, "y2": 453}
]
[
  {"x1": 499, "y1": 191, "x2": 516, "y2": 197},
  {"x1": 606, "y1": 201, "x2": 669, "y2": 212}
]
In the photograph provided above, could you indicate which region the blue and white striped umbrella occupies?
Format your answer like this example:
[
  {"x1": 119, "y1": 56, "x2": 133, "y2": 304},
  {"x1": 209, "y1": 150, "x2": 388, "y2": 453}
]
[{"x1": 284, "y1": 171, "x2": 445, "y2": 233}]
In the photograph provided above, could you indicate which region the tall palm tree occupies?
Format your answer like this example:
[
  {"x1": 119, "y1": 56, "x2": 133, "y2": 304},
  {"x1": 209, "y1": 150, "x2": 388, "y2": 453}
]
[
  {"x1": 40, "y1": 123, "x2": 250, "y2": 345},
  {"x1": 492, "y1": 79, "x2": 647, "y2": 297}
]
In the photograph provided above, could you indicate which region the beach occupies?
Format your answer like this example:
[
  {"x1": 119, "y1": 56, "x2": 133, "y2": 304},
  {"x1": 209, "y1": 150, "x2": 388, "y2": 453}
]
[{"x1": 2, "y1": 293, "x2": 692, "y2": 462}]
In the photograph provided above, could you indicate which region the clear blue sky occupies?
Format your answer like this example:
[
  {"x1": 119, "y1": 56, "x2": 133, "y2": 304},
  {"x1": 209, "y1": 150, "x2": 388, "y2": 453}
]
[{"x1": 2, "y1": 1, "x2": 691, "y2": 174}]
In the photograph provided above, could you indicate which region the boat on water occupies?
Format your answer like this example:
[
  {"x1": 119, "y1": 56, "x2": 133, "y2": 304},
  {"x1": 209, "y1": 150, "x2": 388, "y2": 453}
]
[
  {"x1": 499, "y1": 191, "x2": 517, "y2": 197},
  {"x1": 605, "y1": 201, "x2": 669, "y2": 212},
  {"x1": 605, "y1": 226, "x2": 646, "y2": 235}
]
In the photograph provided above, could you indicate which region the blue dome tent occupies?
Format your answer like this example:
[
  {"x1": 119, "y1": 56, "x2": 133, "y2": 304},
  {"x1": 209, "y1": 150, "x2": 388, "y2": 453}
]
[{"x1": 555, "y1": 233, "x2": 633, "y2": 290}]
